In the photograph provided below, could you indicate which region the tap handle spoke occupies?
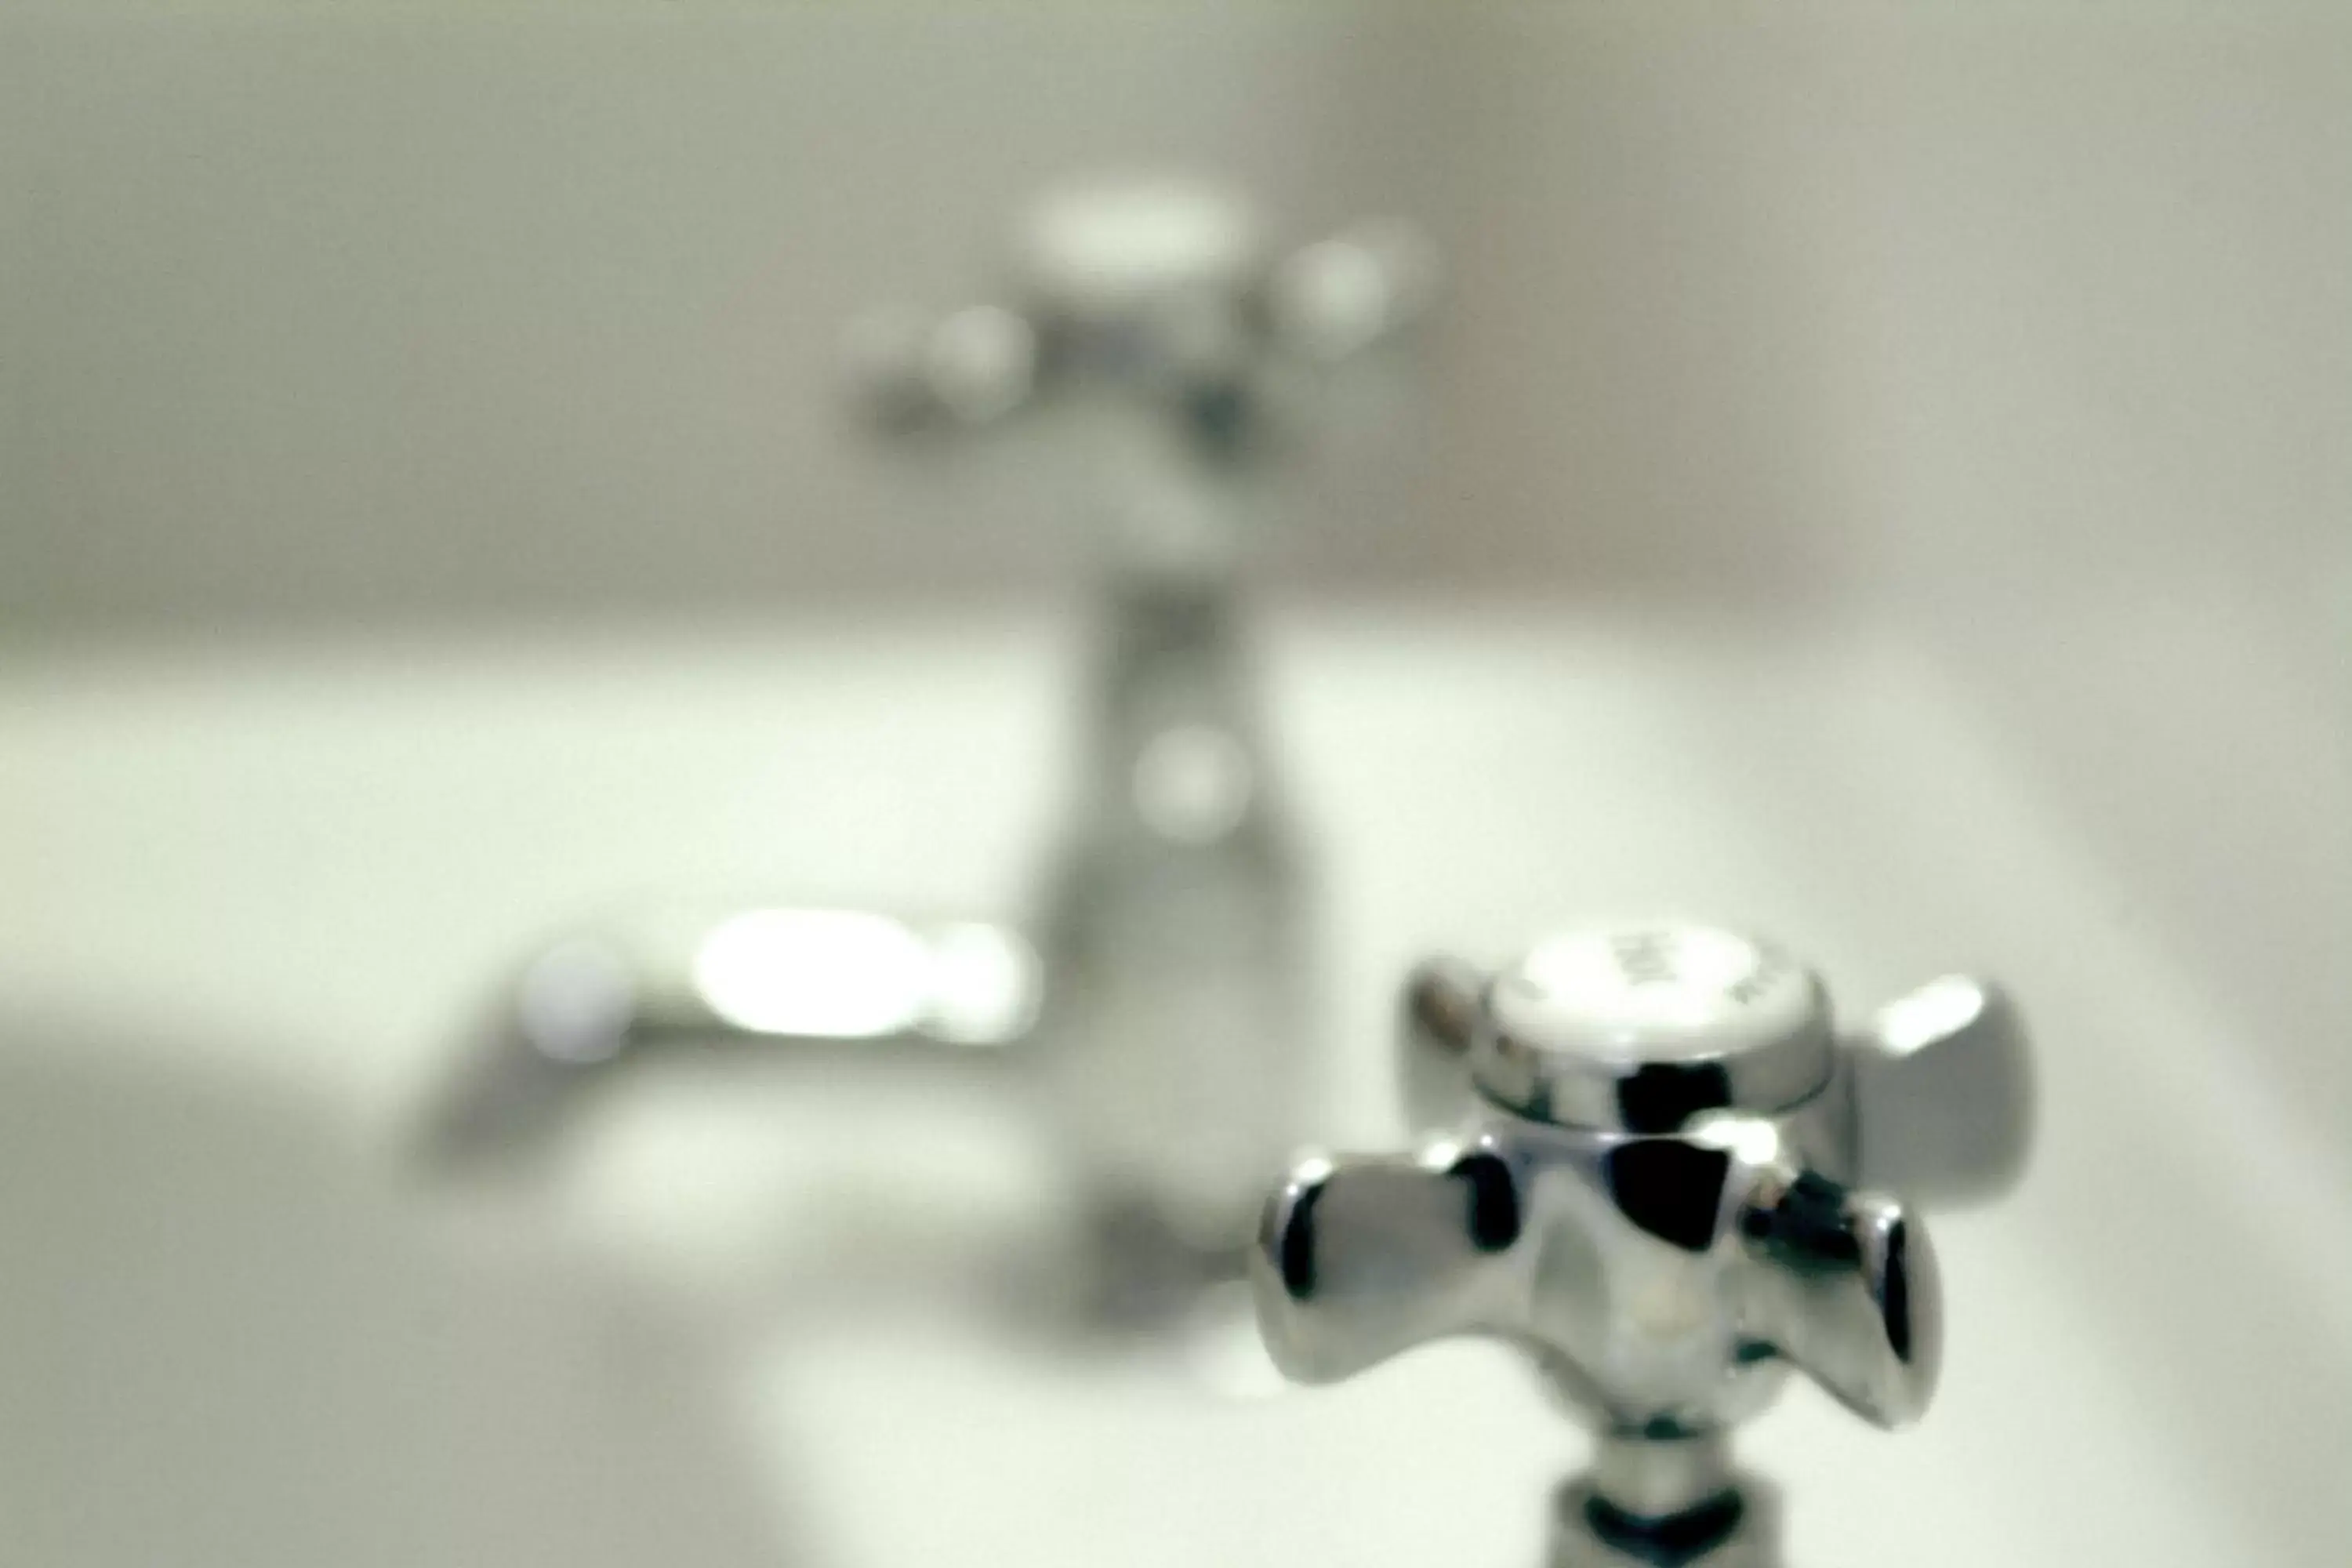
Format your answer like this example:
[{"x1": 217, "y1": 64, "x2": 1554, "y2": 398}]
[
  {"x1": 1253, "y1": 1130, "x2": 1532, "y2": 1385},
  {"x1": 1737, "y1": 1167, "x2": 1942, "y2": 1428},
  {"x1": 844, "y1": 304, "x2": 1040, "y2": 434},
  {"x1": 1398, "y1": 953, "x2": 1486, "y2": 1125},
  {"x1": 1848, "y1": 975, "x2": 2034, "y2": 1206},
  {"x1": 1269, "y1": 217, "x2": 1443, "y2": 365}
]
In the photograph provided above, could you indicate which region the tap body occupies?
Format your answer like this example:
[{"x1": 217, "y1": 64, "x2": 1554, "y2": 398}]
[{"x1": 1025, "y1": 533, "x2": 1309, "y2": 1262}]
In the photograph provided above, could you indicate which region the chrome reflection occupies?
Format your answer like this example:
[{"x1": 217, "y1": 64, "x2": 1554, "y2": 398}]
[
  {"x1": 514, "y1": 940, "x2": 635, "y2": 1066},
  {"x1": 1130, "y1": 722, "x2": 1254, "y2": 846},
  {"x1": 691, "y1": 909, "x2": 1037, "y2": 1047},
  {"x1": 1249, "y1": 920, "x2": 2032, "y2": 1566}
]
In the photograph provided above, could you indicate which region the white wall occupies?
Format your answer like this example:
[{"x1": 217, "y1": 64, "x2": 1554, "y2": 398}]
[
  {"x1": 0, "y1": 2, "x2": 1443, "y2": 629},
  {"x1": 7, "y1": 5, "x2": 2342, "y2": 624},
  {"x1": 5, "y1": 2, "x2": 2345, "y2": 1109}
]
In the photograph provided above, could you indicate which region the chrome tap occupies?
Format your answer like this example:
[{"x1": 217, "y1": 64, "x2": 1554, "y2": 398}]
[
  {"x1": 1255, "y1": 922, "x2": 2031, "y2": 1565},
  {"x1": 424, "y1": 176, "x2": 1434, "y2": 1322}
]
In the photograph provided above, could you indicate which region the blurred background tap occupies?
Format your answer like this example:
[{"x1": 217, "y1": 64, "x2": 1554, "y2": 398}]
[{"x1": 420, "y1": 174, "x2": 1438, "y2": 1324}]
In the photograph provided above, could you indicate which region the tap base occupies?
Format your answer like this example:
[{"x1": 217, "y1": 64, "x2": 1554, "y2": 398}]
[{"x1": 1549, "y1": 1472, "x2": 1780, "y2": 1568}]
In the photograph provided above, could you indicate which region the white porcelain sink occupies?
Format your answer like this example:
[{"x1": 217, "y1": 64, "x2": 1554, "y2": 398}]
[
  {"x1": 2, "y1": 605, "x2": 2343, "y2": 1566},
  {"x1": 0, "y1": 1038, "x2": 810, "y2": 1568}
]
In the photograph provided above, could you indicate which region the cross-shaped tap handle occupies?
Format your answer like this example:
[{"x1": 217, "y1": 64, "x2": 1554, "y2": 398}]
[
  {"x1": 846, "y1": 174, "x2": 1436, "y2": 450},
  {"x1": 1254, "y1": 923, "x2": 2033, "y2": 1547}
]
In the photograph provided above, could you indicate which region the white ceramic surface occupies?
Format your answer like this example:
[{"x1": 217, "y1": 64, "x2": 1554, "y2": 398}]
[{"x1": 2, "y1": 608, "x2": 2342, "y2": 1566}]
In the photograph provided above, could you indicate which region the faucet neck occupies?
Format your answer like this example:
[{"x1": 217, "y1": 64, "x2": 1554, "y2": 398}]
[{"x1": 1075, "y1": 522, "x2": 1271, "y2": 855}]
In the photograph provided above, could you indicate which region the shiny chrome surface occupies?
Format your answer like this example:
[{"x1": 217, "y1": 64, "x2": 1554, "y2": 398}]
[
  {"x1": 423, "y1": 912, "x2": 1041, "y2": 1161},
  {"x1": 849, "y1": 172, "x2": 1433, "y2": 445},
  {"x1": 1849, "y1": 974, "x2": 2034, "y2": 1203},
  {"x1": 1258, "y1": 921, "x2": 2030, "y2": 1563},
  {"x1": 424, "y1": 176, "x2": 1431, "y2": 1316},
  {"x1": 1550, "y1": 1462, "x2": 1782, "y2": 1568}
]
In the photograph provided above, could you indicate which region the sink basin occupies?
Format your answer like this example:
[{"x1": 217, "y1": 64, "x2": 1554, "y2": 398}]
[
  {"x1": 0, "y1": 1033, "x2": 791, "y2": 1568},
  {"x1": 1, "y1": 604, "x2": 2343, "y2": 1566}
]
